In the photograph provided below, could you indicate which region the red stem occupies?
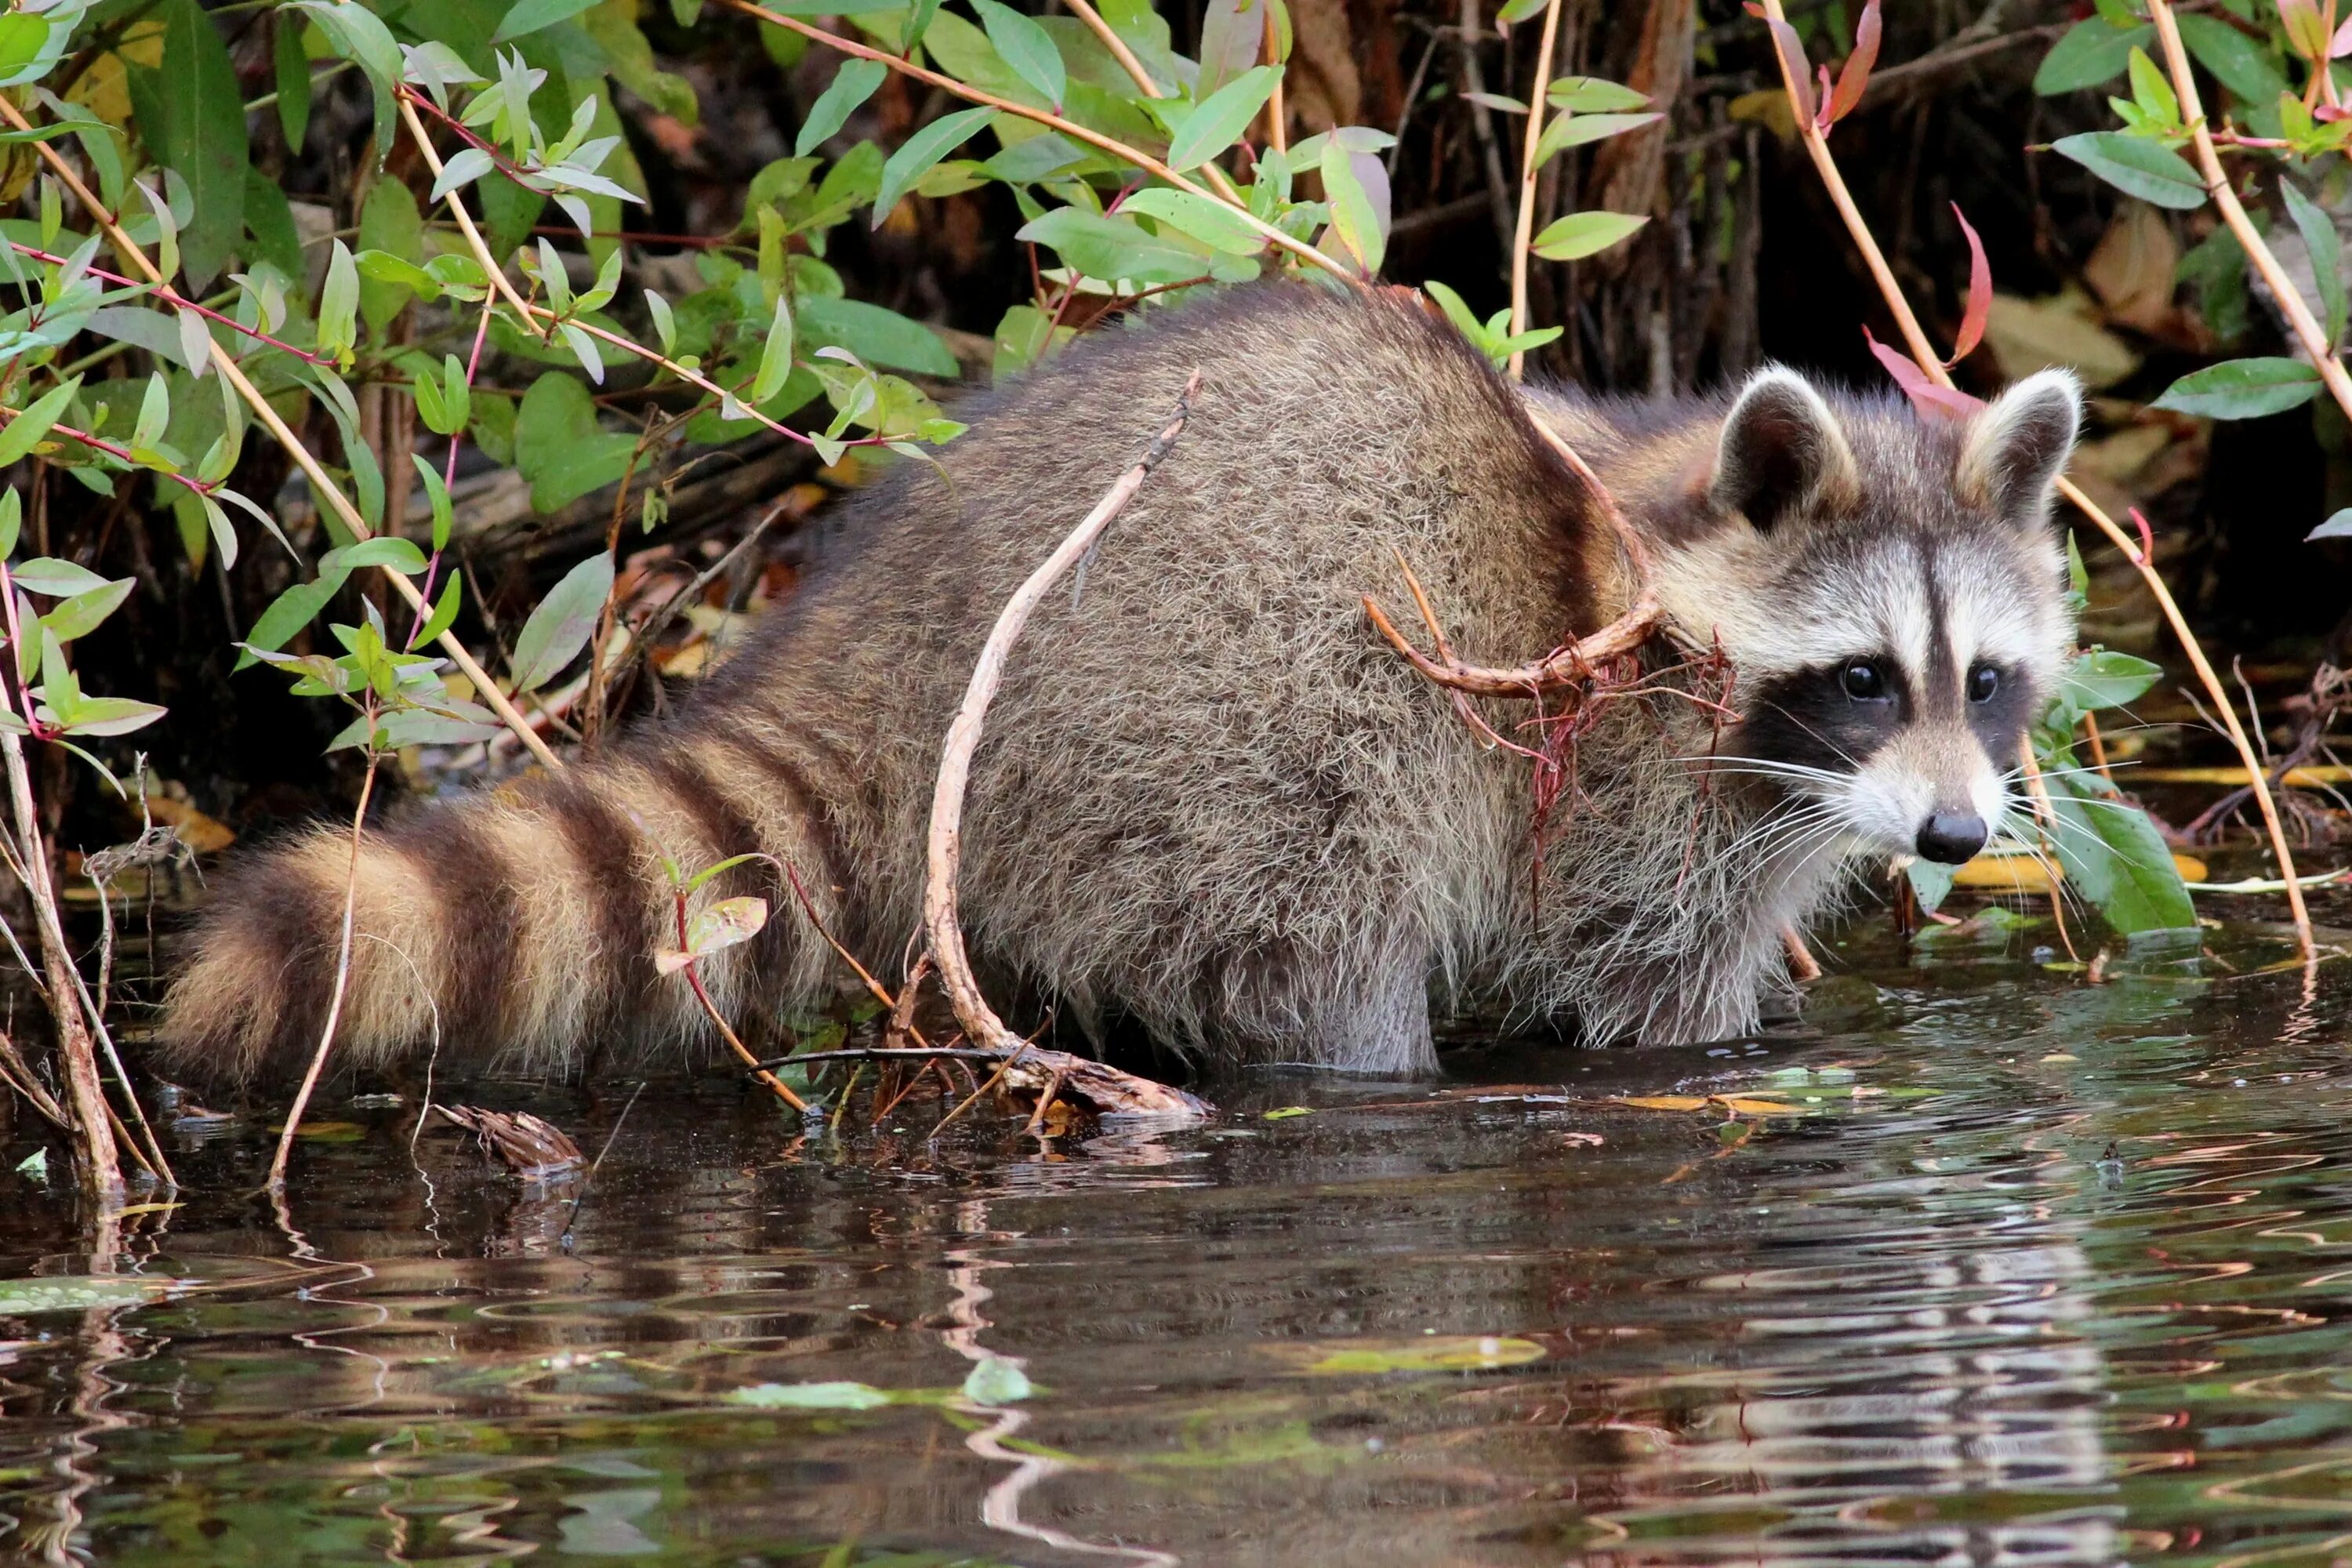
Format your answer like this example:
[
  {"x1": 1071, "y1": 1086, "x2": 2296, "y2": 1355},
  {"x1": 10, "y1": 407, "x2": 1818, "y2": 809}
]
[{"x1": 8, "y1": 242, "x2": 334, "y2": 365}]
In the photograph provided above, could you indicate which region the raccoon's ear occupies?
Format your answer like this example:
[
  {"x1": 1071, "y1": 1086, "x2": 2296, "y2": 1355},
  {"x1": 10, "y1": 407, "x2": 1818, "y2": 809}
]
[
  {"x1": 1710, "y1": 367, "x2": 1860, "y2": 534},
  {"x1": 1956, "y1": 368, "x2": 2082, "y2": 525}
]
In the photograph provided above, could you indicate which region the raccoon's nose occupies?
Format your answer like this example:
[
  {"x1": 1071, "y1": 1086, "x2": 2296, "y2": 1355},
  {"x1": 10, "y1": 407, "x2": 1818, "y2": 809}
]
[{"x1": 1915, "y1": 812, "x2": 1988, "y2": 865}]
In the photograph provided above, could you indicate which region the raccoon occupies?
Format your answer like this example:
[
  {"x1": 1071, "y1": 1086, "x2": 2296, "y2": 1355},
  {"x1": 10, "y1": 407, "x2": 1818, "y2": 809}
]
[{"x1": 159, "y1": 284, "x2": 2079, "y2": 1084}]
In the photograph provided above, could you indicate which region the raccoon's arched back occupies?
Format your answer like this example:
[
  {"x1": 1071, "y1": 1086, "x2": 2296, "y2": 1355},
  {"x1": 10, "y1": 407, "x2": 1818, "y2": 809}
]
[{"x1": 162, "y1": 283, "x2": 1626, "y2": 1084}]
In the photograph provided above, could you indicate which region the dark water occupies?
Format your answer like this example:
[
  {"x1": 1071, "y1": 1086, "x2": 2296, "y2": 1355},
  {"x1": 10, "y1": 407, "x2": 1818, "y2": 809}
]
[{"x1": 5, "y1": 921, "x2": 2352, "y2": 1566}]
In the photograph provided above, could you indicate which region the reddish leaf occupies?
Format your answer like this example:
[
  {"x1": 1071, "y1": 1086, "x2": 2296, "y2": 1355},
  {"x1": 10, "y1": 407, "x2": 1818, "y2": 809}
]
[
  {"x1": 1827, "y1": 0, "x2": 1882, "y2": 125},
  {"x1": 2128, "y1": 505, "x2": 2157, "y2": 564},
  {"x1": 2335, "y1": 13, "x2": 2352, "y2": 58},
  {"x1": 1947, "y1": 201, "x2": 1991, "y2": 366},
  {"x1": 1814, "y1": 64, "x2": 1835, "y2": 132},
  {"x1": 2281, "y1": 0, "x2": 2330, "y2": 63},
  {"x1": 1744, "y1": 5, "x2": 1818, "y2": 128},
  {"x1": 1864, "y1": 328, "x2": 1984, "y2": 421}
]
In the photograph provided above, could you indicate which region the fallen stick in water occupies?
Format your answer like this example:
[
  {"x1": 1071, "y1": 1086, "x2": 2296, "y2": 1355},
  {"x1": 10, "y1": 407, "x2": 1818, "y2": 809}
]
[{"x1": 922, "y1": 372, "x2": 1213, "y2": 1123}]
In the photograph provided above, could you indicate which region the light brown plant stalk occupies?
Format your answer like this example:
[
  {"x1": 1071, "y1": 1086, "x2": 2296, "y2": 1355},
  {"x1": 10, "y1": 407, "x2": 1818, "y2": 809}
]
[
  {"x1": 717, "y1": 0, "x2": 1357, "y2": 285},
  {"x1": 2147, "y1": 0, "x2": 2352, "y2": 416},
  {"x1": 1364, "y1": 412, "x2": 1663, "y2": 695},
  {"x1": 2016, "y1": 735, "x2": 2079, "y2": 962},
  {"x1": 1506, "y1": 0, "x2": 1568, "y2": 379},
  {"x1": 924, "y1": 373, "x2": 1212, "y2": 1122},
  {"x1": 0, "y1": 96, "x2": 565, "y2": 775},
  {"x1": 1754, "y1": 0, "x2": 2313, "y2": 958},
  {"x1": 1781, "y1": 924, "x2": 1821, "y2": 981},
  {"x1": 267, "y1": 745, "x2": 379, "y2": 1187},
  {"x1": 0, "y1": 725, "x2": 117, "y2": 1202}
]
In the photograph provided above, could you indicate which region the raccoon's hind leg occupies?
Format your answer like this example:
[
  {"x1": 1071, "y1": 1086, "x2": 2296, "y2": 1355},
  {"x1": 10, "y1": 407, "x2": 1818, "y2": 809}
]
[{"x1": 1210, "y1": 938, "x2": 1439, "y2": 1076}]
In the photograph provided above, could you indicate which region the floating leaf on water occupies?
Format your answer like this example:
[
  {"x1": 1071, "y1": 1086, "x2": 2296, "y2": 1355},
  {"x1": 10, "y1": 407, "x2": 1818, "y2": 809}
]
[
  {"x1": 1262, "y1": 1106, "x2": 1313, "y2": 1120},
  {"x1": 1611, "y1": 1094, "x2": 1809, "y2": 1116},
  {"x1": 960, "y1": 1357, "x2": 1033, "y2": 1406},
  {"x1": 1283, "y1": 1336, "x2": 1545, "y2": 1375},
  {"x1": 726, "y1": 1380, "x2": 893, "y2": 1410},
  {"x1": 0, "y1": 1276, "x2": 176, "y2": 1315}
]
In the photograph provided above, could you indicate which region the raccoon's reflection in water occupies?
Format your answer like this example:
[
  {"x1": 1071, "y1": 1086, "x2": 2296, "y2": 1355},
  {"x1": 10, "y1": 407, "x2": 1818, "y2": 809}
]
[{"x1": 5, "y1": 927, "x2": 2352, "y2": 1566}]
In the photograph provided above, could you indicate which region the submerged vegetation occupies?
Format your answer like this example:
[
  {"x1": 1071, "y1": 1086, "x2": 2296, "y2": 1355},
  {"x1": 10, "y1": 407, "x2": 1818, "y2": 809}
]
[{"x1": 0, "y1": 0, "x2": 2340, "y2": 1204}]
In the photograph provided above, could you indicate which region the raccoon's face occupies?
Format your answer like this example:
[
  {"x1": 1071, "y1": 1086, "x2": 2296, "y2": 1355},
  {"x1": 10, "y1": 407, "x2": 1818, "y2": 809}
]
[{"x1": 1653, "y1": 365, "x2": 2083, "y2": 869}]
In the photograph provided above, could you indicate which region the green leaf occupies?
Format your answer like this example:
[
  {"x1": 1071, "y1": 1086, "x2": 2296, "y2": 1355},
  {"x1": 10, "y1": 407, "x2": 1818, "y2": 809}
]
[
  {"x1": 1530, "y1": 209, "x2": 1647, "y2": 261},
  {"x1": 2308, "y1": 509, "x2": 2352, "y2": 542},
  {"x1": 2060, "y1": 648, "x2": 2163, "y2": 713},
  {"x1": 416, "y1": 568, "x2": 464, "y2": 647},
  {"x1": 145, "y1": 0, "x2": 247, "y2": 291},
  {"x1": 960, "y1": 1358, "x2": 1033, "y2": 1406},
  {"x1": 13, "y1": 557, "x2": 107, "y2": 597},
  {"x1": 2173, "y1": 13, "x2": 2288, "y2": 107},
  {"x1": 1015, "y1": 207, "x2": 1212, "y2": 286},
  {"x1": 973, "y1": 0, "x2": 1065, "y2": 109},
  {"x1": 1534, "y1": 110, "x2": 1661, "y2": 169},
  {"x1": 1548, "y1": 76, "x2": 1650, "y2": 114},
  {"x1": 1905, "y1": 857, "x2": 1955, "y2": 916},
  {"x1": 1165, "y1": 65, "x2": 1281, "y2": 172},
  {"x1": 289, "y1": 2, "x2": 403, "y2": 167},
  {"x1": 2034, "y1": 20, "x2": 2154, "y2": 94},
  {"x1": 0, "y1": 376, "x2": 84, "y2": 468},
  {"x1": 510, "y1": 550, "x2": 615, "y2": 692},
  {"x1": 493, "y1": 0, "x2": 601, "y2": 42},
  {"x1": 0, "y1": 489, "x2": 20, "y2": 561},
  {"x1": 1319, "y1": 141, "x2": 1386, "y2": 276},
  {"x1": 2151, "y1": 356, "x2": 2322, "y2": 418},
  {"x1": 797, "y1": 296, "x2": 960, "y2": 376},
  {"x1": 318, "y1": 240, "x2": 360, "y2": 365},
  {"x1": 795, "y1": 59, "x2": 886, "y2": 158},
  {"x1": 751, "y1": 293, "x2": 796, "y2": 404},
  {"x1": 2125, "y1": 47, "x2": 2179, "y2": 127},
  {"x1": 338, "y1": 536, "x2": 430, "y2": 574},
  {"x1": 357, "y1": 178, "x2": 424, "y2": 336},
  {"x1": 682, "y1": 895, "x2": 768, "y2": 960},
  {"x1": 2044, "y1": 768, "x2": 2198, "y2": 935},
  {"x1": 274, "y1": 13, "x2": 313, "y2": 151},
  {"x1": 873, "y1": 107, "x2": 996, "y2": 228},
  {"x1": 514, "y1": 372, "x2": 637, "y2": 512},
  {"x1": 726, "y1": 1381, "x2": 892, "y2": 1410},
  {"x1": 1119, "y1": 188, "x2": 1267, "y2": 255},
  {"x1": 2284, "y1": 179, "x2": 2345, "y2": 349},
  {"x1": 40, "y1": 577, "x2": 132, "y2": 644},
  {"x1": 2049, "y1": 131, "x2": 2207, "y2": 210},
  {"x1": 238, "y1": 572, "x2": 348, "y2": 668},
  {"x1": 49, "y1": 695, "x2": 166, "y2": 739}
]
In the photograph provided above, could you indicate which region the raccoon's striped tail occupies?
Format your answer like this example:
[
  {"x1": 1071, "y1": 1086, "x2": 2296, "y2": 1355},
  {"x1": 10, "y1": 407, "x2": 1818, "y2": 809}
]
[{"x1": 158, "y1": 733, "x2": 841, "y2": 1085}]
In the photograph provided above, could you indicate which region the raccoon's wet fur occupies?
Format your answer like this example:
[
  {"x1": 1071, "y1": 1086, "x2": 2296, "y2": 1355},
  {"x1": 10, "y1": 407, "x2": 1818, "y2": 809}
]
[{"x1": 161, "y1": 284, "x2": 2081, "y2": 1083}]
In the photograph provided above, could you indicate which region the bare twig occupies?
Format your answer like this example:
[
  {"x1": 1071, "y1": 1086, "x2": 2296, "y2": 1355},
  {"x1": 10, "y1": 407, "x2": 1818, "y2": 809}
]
[
  {"x1": 1363, "y1": 412, "x2": 1663, "y2": 695},
  {"x1": 1507, "y1": 0, "x2": 1568, "y2": 379},
  {"x1": 1752, "y1": 0, "x2": 2314, "y2": 959},
  {"x1": 1781, "y1": 924, "x2": 1822, "y2": 981},
  {"x1": 267, "y1": 743, "x2": 380, "y2": 1187},
  {"x1": 2016, "y1": 737, "x2": 2079, "y2": 963},
  {"x1": 923, "y1": 374, "x2": 1213, "y2": 1122}
]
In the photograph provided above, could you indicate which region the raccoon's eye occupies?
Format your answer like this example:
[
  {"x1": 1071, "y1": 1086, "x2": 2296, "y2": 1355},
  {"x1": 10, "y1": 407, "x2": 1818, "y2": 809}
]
[
  {"x1": 1839, "y1": 661, "x2": 1886, "y2": 700},
  {"x1": 1968, "y1": 663, "x2": 1999, "y2": 703}
]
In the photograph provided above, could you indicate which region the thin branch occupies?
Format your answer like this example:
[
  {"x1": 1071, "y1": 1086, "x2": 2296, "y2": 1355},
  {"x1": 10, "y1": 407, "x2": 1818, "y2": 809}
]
[
  {"x1": 1753, "y1": 0, "x2": 2314, "y2": 960},
  {"x1": 1506, "y1": 0, "x2": 1567, "y2": 379},
  {"x1": 1363, "y1": 412, "x2": 1664, "y2": 695},
  {"x1": 267, "y1": 742, "x2": 379, "y2": 1187},
  {"x1": 2016, "y1": 737, "x2": 2079, "y2": 963},
  {"x1": 923, "y1": 372, "x2": 1213, "y2": 1122}
]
